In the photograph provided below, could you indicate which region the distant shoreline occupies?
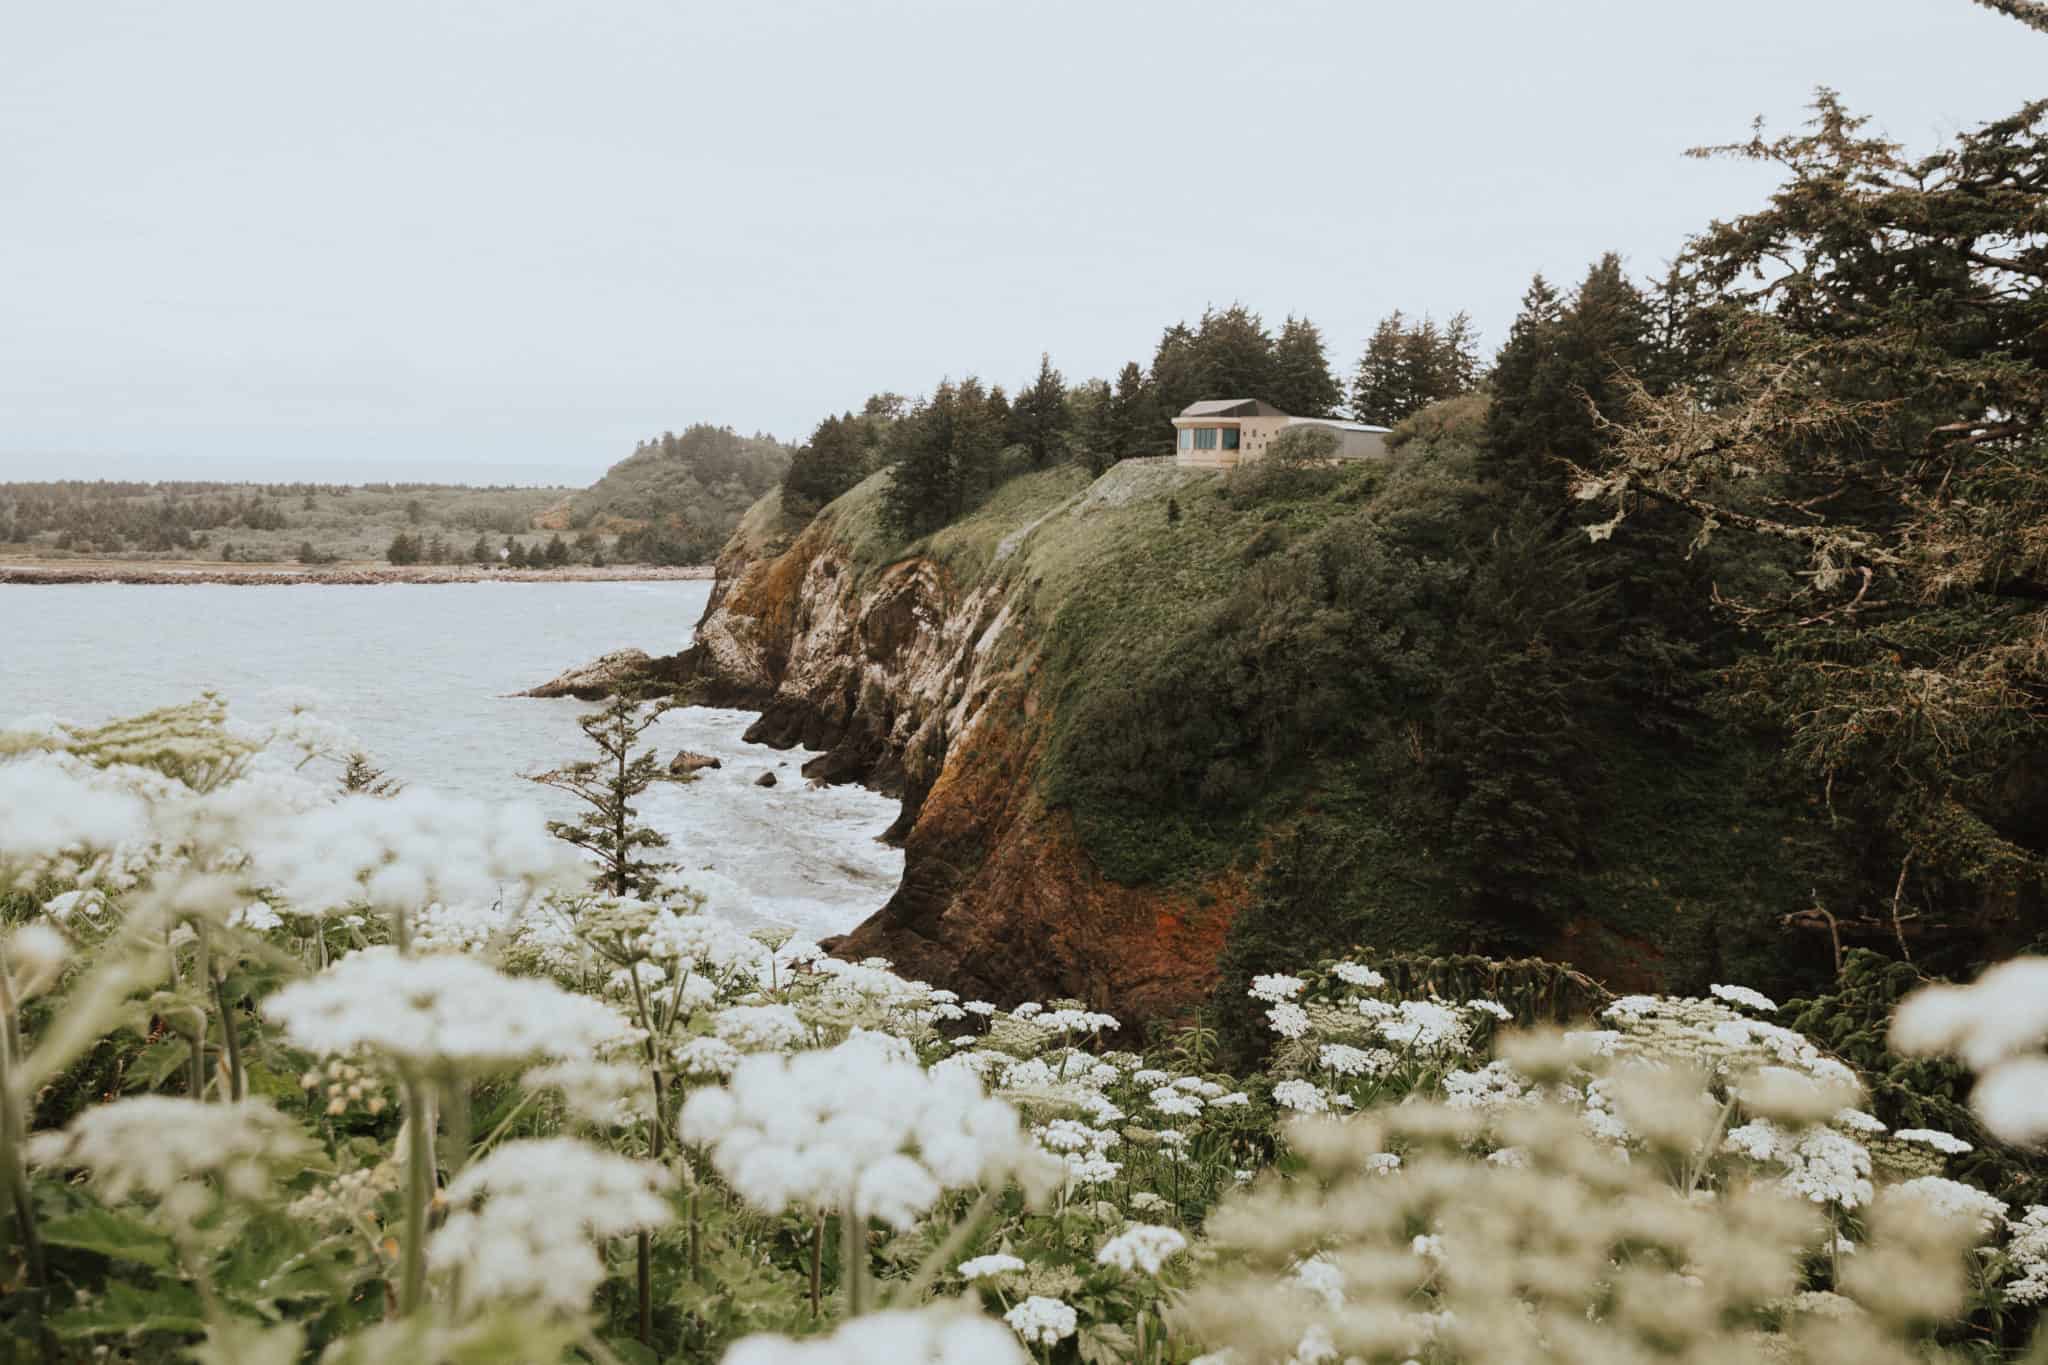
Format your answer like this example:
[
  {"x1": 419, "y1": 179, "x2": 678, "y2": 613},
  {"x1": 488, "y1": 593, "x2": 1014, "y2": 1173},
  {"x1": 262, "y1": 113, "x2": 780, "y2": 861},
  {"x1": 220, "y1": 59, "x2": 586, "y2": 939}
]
[{"x1": 0, "y1": 559, "x2": 715, "y2": 586}]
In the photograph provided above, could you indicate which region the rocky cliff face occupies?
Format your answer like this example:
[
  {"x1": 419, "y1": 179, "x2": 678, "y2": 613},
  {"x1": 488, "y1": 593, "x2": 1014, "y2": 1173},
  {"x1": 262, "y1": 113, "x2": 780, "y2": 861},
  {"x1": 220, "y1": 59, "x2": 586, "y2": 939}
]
[{"x1": 676, "y1": 472, "x2": 1249, "y2": 1026}]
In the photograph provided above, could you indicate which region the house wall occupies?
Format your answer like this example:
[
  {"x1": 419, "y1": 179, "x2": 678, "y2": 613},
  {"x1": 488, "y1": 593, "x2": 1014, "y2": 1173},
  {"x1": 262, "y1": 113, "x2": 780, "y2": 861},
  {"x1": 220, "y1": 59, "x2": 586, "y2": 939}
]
[{"x1": 1172, "y1": 415, "x2": 1290, "y2": 470}]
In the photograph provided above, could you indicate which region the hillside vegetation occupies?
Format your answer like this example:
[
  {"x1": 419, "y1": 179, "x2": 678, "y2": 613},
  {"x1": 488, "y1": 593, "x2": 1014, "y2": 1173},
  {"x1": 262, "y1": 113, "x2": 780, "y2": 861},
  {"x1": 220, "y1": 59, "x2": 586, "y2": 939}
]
[
  {"x1": 0, "y1": 481, "x2": 571, "y2": 565},
  {"x1": 569, "y1": 425, "x2": 790, "y2": 564}
]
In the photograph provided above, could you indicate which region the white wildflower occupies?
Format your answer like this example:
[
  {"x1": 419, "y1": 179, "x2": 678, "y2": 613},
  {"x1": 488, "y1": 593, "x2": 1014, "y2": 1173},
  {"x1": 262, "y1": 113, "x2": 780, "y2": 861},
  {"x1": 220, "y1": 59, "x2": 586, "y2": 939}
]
[
  {"x1": 1248, "y1": 974, "x2": 1306, "y2": 1004},
  {"x1": 1096, "y1": 1223, "x2": 1187, "y2": 1275},
  {"x1": 429, "y1": 1138, "x2": 672, "y2": 1315},
  {"x1": 1331, "y1": 962, "x2": 1384, "y2": 989},
  {"x1": 1893, "y1": 1128, "x2": 1973, "y2": 1155},
  {"x1": 725, "y1": 1307, "x2": 1026, "y2": 1365},
  {"x1": 1004, "y1": 1296, "x2": 1077, "y2": 1348},
  {"x1": 958, "y1": 1253, "x2": 1027, "y2": 1281},
  {"x1": 262, "y1": 947, "x2": 635, "y2": 1070},
  {"x1": 1711, "y1": 983, "x2": 1779, "y2": 1013}
]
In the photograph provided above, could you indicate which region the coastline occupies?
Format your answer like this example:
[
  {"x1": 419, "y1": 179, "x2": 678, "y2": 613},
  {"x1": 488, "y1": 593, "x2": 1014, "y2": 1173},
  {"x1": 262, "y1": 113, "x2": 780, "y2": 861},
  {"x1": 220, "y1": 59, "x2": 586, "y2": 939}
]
[{"x1": 0, "y1": 559, "x2": 715, "y2": 586}]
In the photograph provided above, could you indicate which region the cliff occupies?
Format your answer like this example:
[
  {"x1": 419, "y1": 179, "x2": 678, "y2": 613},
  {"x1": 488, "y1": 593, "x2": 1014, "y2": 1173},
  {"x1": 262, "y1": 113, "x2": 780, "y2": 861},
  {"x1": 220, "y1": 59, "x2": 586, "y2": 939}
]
[
  {"x1": 669, "y1": 455, "x2": 1860, "y2": 1033},
  {"x1": 677, "y1": 469, "x2": 1254, "y2": 1024}
]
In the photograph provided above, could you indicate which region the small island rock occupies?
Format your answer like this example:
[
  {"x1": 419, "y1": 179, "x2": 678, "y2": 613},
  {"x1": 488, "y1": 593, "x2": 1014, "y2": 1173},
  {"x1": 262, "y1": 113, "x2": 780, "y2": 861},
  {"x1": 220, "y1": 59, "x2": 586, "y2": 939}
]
[
  {"x1": 670, "y1": 750, "x2": 722, "y2": 776},
  {"x1": 754, "y1": 771, "x2": 777, "y2": 788},
  {"x1": 515, "y1": 648, "x2": 659, "y2": 701}
]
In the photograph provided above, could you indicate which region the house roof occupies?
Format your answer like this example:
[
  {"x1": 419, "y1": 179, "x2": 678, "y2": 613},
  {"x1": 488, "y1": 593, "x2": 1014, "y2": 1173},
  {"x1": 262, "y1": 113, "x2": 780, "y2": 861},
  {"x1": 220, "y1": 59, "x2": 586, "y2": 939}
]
[
  {"x1": 1286, "y1": 416, "x2": 1392, "y2": 434},
  {"x1": 1177, "y1": 398, "x2": 1286, "y2": 419}
]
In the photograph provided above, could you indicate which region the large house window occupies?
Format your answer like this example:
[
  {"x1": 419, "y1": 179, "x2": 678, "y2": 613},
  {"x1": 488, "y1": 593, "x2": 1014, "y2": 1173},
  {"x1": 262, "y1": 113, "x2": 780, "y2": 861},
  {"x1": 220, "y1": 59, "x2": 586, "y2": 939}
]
[
  {"x1": 1178, "y1": 428, "x2": 1193, "y2": 452},
  {"x1": 1221, "y1": 428, "x2": 1240, "y2": 451},
  {"x1": 1193, "y1": 427, "x2": 1219, "y2": 450}
]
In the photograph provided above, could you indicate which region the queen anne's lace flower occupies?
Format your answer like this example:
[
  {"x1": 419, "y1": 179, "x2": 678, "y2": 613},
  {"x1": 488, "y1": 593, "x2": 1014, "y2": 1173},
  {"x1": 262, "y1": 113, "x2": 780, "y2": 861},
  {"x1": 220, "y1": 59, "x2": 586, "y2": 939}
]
[
  {"x1": 1097, "y1": 1223, "x2": 1188, "y2": 1275},
  {"x1": 679, "y1": 1035, "x2": 1059, "y2": 1225},
  {"x1": 2006, "y1": 1206, "x2": 2048, "y2": 1305},
  {"x1": 1272, "y1": 1080, "x2": 1331, "y2": 1114},
  {"x1": 958, "y1": 1253, "x2": 1027, "y2": 1280},
  {"x1": 521, "y1": 1060, "x2": 653, "y2": 1126},
  {"x1": 1331, "y1": 962, "x2": 1384, "y2": 989},
  {"x1": 428, "y1": 1138, "x2": 672, "y2": 1314},
  {"x1": 726, "y1": 1308, "x2": 1027, "y2": 1364},
  {"x1": 262, "y1": 947, "x2": 636, "y2": 1070},
  {"x1": 1004, "y1": 1295, "x2": 1077, "y2": 1347},
  {"x1": 711, "y1": 1003, "x2": 808, "y2": 1052},
  {"x1": 1265, "y1": 1002, "x2": 1311, "y2": 1039},
  {"x1": 1887, "y1": 1176, "x2": 2008, "y2": 1235},
  {"x1": 1249, "y1": 974, "x2": 1306, "y2": 1003},
  {"x1": 1892, "y1": 1127, "x2": 1972, "y2": 1155},
  {"x1": 26, "y1": 1097, "x2": 311, "y2": 1214},
  {"x1": 1710, "y1": 983, "x2": 1779, "y2": 1013}
]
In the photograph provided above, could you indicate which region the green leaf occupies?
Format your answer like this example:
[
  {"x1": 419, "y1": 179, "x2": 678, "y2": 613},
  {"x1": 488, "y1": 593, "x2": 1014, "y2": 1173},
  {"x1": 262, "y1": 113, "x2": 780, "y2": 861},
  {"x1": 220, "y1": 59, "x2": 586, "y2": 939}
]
[
  {"x1": 41, "y1": 1205, "x2": 178, "y2": 1271},
  {"x1": 187, "y1": 1319, "x2": 305, "y2": 1365},
  {"x1": 600, "y1": 1338, "x2": 660, "y2": 1365},
  {"x1": 1076, "y1": 1321, "x2": 1137, "y2": 1365},
  {"x1": 51, "y1": 1278, "x2": 206, "y2": 1339}
]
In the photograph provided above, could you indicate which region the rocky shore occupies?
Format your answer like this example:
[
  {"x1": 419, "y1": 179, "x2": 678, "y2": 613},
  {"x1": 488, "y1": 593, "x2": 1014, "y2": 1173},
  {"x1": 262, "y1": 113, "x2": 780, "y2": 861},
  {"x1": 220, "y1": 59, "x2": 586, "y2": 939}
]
[{"x1": 0, "y1": 560, "x2": 714, "y2": 587}]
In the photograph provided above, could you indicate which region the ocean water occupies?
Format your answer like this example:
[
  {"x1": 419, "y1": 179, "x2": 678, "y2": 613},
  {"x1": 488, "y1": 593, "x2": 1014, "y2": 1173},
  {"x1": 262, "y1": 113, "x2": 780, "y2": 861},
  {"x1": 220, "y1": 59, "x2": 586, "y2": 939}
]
[{"x1": 0, "y1": 581, "x2": 903, "y2": 937}]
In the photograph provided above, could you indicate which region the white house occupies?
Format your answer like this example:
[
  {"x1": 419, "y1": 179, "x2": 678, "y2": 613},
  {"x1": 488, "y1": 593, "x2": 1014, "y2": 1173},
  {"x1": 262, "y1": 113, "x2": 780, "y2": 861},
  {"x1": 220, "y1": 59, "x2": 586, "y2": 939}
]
[{"x1": 1171, "y1": 399, "x2": 1390, "y2": 470}]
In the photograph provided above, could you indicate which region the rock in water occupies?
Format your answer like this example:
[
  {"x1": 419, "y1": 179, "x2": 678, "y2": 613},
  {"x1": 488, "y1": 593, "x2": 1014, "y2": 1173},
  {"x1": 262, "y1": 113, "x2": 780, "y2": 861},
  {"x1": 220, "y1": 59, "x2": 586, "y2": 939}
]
[
  {"x1": 670, "y1": 750, "x2": 722, "y2": 776},
  {"x1": 516, "y1": 648, "x2": 656, "y2": 700},
  {"x1": 754, "y1": 770, "x2": 777, "y2": 788}
]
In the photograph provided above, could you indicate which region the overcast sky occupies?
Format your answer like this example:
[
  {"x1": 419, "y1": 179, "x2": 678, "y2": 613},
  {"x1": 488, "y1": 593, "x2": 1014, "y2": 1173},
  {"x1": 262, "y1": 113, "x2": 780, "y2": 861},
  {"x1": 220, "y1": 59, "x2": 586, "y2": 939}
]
[{"x1": 3, "y1": 2, "x2": 2041, "y2": 485}]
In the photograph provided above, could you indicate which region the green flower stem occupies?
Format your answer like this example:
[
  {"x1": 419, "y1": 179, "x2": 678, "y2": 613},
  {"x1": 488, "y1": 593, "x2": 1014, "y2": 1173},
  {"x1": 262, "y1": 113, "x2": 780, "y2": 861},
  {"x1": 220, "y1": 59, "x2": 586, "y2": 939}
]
[
  {"x1": 810, "y1": 1213, "x2": 824, "y2": 1319},
  {"x1": 0, "y1": 963, "x2": 52, "y2": 1348},
  {"x1": 209, "y1": 964, "x2": 243, "y2": 1103},
  {"x1": 841, "y1": 1203, "x2": 868, "y2": 1318},
  {"x1": 892, "y1": 1185, "x2": 998, "y2": 1310},
  {"x1": 399, "y1": 1075, "x2": 434, "y2": 1316}
]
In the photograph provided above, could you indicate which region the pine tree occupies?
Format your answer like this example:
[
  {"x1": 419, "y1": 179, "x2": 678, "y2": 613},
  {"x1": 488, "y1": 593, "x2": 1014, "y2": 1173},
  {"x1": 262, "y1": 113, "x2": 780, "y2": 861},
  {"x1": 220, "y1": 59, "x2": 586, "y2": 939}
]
[
  {"x1": 1011, "y1": 353, "x2": 1071, "y2": 466},
  {"x1": 385, "y1": 531, "x2": 419, "y2": 565},
  {"x1": 1350, "y1": 312, "x2": 1411, "y2": 425},
  {"x1": 1148, "y1": 323, "x2": 1202, "y2": 423},
  {"x1": 530, "y1": 693, "x2": 674, "y2": 897},
  {"x1": 1191, "y1": 304, "x2": 1276, "y2": 401},
  {"x1": 1110, "y1": 361, "x2": 1158, "y2": 459},
  {"x1": 339, "y1": 752, "x2": 402, "y2": 797},
  {"x1": 1481, "y1": 275, "x2": 1574, "y2": 488},
  {"x1": 470, "y1": 534, "x2": 491, "y2": 564},
  {"x1": 1483, "y1": 260, "x2": 1649, "y2": 494},
  {"x1": 782, "y1": 413, "x2": 868, "y2": 511},
  {"x1": 1270, "y1": 315, "x2": 1343, "y2": 416},
  {"x1": 544, "y1": 533, "x2": 569, "y2": 566}
]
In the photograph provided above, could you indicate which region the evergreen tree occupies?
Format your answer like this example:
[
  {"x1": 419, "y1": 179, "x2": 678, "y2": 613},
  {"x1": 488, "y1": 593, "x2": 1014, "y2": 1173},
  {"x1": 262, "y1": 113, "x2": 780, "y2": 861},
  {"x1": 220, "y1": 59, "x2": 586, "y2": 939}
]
[
  {"x1": 1269, "y1": 315, "x2": 1343, "y2": 416},
  {"x1": 544, "y1": 532, "x2": 569, "y2": 566},
  {"x1": 507, "y1": 540, "x2": 529, "y2": 568},
  {"x1": 782, "y1": 413, "x2": 868, "y2": 511},
  {"x1": 878, "y1": 378, "x2": 1007, "y2": 538},
  {"x1": 296, "y1": 540, "x2": 319, "y2": 565},
  {"x1": 1352, "y1": 310, "x2": 1481, "y2": 425},
  {"x1": 1070, "y1": 378, "x2": 1117, "y2": 476},
  {"x1": 1148, "y1": 322, "x2": 1201, "y2": 424},
  {"x1": 470, "y1": 534, "x2": 491, "y2": 564},
  {"x1": 1191, "y1": 304, "x2": 1277, "y2": 400},
  {"x1": 1484, "y1": 259, "x2": 1649, "y2": 494},
  {"x1": 1011, "y1": 353, "x2": 1071, "y2": 466},
  {"x1": 339, "y1": 752, "x2": 402, "y2": 797},
  {"x1": 1350, "y1": 311, "x2": 1411, "y2": 425},
  {"x1": 1109, "y1": 361, "x2": 1158, "y2": 460},
  {"x1": 385, "y1": 531, "x2": 419, "y2": 565},
  {"x1": 1481, "y1": 275, "x2": 1575, "y2": 488},
  {"x1": 530, "y1": 693, "x2": 674, "y2": 897}
]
